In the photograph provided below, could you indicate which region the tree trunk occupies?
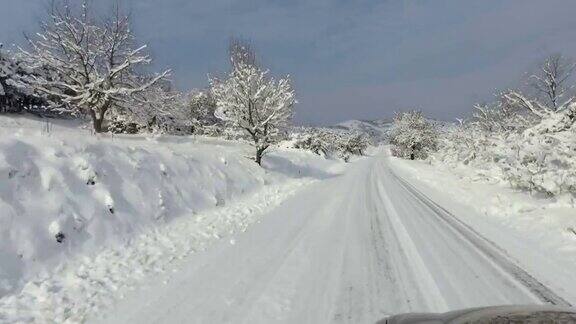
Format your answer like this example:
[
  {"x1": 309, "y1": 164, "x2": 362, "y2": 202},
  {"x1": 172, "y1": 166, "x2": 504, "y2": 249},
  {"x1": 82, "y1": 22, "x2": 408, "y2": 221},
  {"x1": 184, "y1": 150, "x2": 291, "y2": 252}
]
[
  {"x1": 255, "y1": 145, "x2": 268, "y2": 166},
  {"x1": 93, "y1": 116, "x2": 104, "y2": 133},
  {"x1": 89, "y1": 104, "x2": 110, "y2": 133}
]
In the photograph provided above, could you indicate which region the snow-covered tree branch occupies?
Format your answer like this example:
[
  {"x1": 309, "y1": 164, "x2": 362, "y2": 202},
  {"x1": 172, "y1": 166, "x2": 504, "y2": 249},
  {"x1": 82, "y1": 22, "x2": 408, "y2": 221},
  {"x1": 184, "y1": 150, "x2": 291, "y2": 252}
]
[
  {"x1": 188, "y1": 89, "x2": 222, "y2": 134},
  {"x1": 431, "y1": 53, "x2": 576, "y2": 196},
  {"x1": 389, "y1": 110, "x2": 438, "y2": 160},
  {"x1": 228, "y1": 37, "x2": 258, "y2": 70},
  {"x1": 211, "y1": 62, "x2": 295, "y2": 165},
  {"x1": 118, "y1": 80, "x2": 193, "y2": 134},
  {"x1": 19, "y1": 0, "x2": 169, "y2": 132},
  {"x1": 0, "y1": 45, "x2": 48, "y2": 114},
  {"x1": 528, "y1": 54, "x2": 575, "y2": 111}
]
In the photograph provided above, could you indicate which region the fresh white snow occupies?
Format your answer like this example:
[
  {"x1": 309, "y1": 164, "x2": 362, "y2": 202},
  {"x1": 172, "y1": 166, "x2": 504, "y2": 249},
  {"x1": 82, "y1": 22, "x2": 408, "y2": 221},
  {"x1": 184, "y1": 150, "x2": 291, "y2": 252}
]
[
  {"x1": 0, "y1": 115, "x2": 345, "y2": 323},
  {"x1": 86, "y1": 148, "x2": 574, "y2": 324},
  {"x1": 1, "y1": 116, "x2": 575, "y2": 324}
]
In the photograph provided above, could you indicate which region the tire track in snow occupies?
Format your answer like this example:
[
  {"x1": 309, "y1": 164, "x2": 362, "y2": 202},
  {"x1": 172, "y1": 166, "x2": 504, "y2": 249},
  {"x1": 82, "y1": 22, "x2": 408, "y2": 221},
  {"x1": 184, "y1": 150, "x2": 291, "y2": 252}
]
[
  {"x1": 374, "y1": 164, "x2": 450, "y2": 312},
  {"x1": 84, "y1": 152, "x2": 571, "y2": 324},
  {"x1": 388, "y1": 167, "x2": 572, "y2": 308},
  {"x1": 331, "y1": 164, "x2": 398, "y2": 323},
  {"x1": 332, "y1": 159, "x2": 438, "y2": 322},
  {"x1": 228, "y1": 186, "x2": 351, "y2": 323}
]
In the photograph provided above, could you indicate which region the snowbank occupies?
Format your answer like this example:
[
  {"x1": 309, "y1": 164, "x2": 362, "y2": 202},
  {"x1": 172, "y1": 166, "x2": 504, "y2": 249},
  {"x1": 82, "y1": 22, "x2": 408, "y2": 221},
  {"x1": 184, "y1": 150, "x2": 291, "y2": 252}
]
[{"x1": 0, "y1": 115, "x2": 343, "y2": 300}]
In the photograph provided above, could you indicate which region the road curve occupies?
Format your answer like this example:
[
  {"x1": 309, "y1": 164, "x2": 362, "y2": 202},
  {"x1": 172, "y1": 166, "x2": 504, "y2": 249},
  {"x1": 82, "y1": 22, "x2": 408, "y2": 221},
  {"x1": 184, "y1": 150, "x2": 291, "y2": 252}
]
[{"x1": 93, "y1": 152, "x2": 567, "y2": 324}]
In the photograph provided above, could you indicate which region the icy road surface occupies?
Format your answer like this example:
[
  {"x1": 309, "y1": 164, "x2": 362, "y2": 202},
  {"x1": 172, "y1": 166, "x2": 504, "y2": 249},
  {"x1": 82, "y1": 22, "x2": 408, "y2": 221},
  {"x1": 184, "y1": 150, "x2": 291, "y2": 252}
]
[{"x1": 93, "y1": 152, "x2": 570, "y2": 324}]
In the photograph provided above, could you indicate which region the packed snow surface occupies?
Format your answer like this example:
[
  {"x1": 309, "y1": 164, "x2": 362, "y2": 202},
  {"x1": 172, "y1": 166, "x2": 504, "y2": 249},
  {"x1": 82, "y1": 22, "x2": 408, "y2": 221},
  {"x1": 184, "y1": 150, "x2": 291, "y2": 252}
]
[{"x1": 89, "y1": 149, "x2": 574, "y2": 324}]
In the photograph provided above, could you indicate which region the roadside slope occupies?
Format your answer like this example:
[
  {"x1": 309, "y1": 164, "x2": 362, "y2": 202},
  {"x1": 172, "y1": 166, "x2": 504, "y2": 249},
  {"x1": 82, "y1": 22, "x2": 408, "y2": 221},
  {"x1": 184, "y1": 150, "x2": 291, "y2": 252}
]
[{"x1": 0, "y1": 115, "x2": 343, "y2": 306}]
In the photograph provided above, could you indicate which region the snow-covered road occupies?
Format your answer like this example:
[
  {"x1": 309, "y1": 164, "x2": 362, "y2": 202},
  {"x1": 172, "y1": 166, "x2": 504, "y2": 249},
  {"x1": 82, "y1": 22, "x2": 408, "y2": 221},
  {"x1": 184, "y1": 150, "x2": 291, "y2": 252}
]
[{"x1": 92, "y1": 151, "x2": 570, "y2": 324}]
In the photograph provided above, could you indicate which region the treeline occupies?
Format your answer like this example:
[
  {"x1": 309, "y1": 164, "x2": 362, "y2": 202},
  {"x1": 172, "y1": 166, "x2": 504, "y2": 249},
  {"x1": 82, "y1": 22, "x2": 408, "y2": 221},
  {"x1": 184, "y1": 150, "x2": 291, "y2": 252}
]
[
  {"x1": 0, "y1": 1, "x2": 371, "y2": 165},
  {"x1": 0, "y1": 2, "x2": 223, "y2": 133},
  {"x1": 292, "y1": 127, "x2": 370, "y2": 162},
  {"x1": 390, "y1": 54, "x2": 576, "y2": 196}
]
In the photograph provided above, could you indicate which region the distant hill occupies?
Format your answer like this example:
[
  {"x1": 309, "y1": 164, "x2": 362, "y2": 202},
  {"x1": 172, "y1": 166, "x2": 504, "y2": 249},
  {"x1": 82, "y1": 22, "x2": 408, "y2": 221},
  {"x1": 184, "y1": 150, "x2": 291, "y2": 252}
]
[
  {"x1": 328, "y1": 118, "x2": 454, "y2": 143},
  {"x1": 328, "y1": 119, "x2": 394, "y2": 143}
]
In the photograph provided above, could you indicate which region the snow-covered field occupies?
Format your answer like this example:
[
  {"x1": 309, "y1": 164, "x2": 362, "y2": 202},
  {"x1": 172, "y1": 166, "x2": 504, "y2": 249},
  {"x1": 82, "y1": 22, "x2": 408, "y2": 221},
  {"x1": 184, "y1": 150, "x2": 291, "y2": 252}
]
[{"x1": 0, "y1": 115, "x2": 345, "y2": 323}]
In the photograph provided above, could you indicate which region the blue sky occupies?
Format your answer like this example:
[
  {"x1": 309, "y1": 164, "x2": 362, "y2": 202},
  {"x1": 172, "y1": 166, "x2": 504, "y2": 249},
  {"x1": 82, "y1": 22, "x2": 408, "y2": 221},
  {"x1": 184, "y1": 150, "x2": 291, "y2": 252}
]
[{"x1": 1, "y1": 0, "x2": 576, "y2": 124}]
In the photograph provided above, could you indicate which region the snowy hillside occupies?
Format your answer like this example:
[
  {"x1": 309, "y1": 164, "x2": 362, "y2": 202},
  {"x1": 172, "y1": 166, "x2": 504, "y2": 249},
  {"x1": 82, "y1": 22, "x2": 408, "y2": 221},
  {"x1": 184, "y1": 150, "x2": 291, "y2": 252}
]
[
  {"x1": 330, "y1": 118, "x2": 451, "y2": 143},
  {"x1": 0, "y1": 115, "x2": 344, "y2": 303},
  {"x1": 330, "y1": 119, "x2": 393, "y2": 143}
]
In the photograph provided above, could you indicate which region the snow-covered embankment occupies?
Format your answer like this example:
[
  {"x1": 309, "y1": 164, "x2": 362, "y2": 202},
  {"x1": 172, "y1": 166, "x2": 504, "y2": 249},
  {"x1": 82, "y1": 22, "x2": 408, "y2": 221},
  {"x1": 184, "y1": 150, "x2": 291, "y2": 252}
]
[{"x1": 0, "y1": 116, "x2": 342, "y2": 322}]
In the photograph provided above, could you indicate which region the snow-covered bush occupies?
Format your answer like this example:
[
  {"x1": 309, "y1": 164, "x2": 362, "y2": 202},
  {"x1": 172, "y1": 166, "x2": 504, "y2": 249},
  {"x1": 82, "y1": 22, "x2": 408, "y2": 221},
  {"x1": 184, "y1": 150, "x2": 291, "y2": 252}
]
[
  {"x1": 188, "y1": 89, "x2": 224, "y2": 135},
  {"x1": 211, "y1": 62, "x2": 295, "y2": 165},
  {"x1": 0, "y1": 46, "x2": 48, "y2": 114},
  {"x1": 0, "y1": 48, "x2": 22, "y2": 112},
  {"x1": 389, "y1": 110, "x2": 438, "y2": 160},
  {"x1": 472, "y1": 91, "x2": 539, "y2": 134},
  {"x1": 434, "y1": 98, "x2": 576, "y2": 196},
  {"x1": 291, "y1": 127, "x2": 370, "y2": 161},
  {"x1": 292, "y1": 128, "x2": 338, "y2": 157},
  {"x1": 435, "y1": 122, "x2": 491, "y2": 166},
  {"x1": 19, "y1": 1, "x2": 169, "y2": 132},
  {"x1": 339, "y1": 132, "x2": 370, "y2": 157},
  {"x1": 330, "y1": 131, "x2": 371, "y2": 161},
  {"x1": 107, "y1": 119, "x2": 143, "y2": 134},
  {"x1": 501, "y1": 105, "x2": 576, "y2": 195},
  {"x1": 129, "y1": 82, "x2": 194, "y2": 135},
  {"x1": 434, "y1": 90, "x2": 541, "y2": 167}
]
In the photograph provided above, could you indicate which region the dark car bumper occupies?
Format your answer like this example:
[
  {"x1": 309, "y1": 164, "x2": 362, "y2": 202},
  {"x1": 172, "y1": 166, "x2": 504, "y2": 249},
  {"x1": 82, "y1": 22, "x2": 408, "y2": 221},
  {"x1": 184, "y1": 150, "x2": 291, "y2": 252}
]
[{"x1": 380, "y1": 305, "x2": 576, "y2": 323}]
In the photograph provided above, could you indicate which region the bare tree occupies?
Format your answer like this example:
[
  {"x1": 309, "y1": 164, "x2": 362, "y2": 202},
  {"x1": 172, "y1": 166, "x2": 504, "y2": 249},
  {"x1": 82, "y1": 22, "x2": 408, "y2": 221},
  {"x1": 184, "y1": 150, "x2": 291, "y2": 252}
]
[
  {"x1": 472, "y1": 91, "x2": 536, "y2": 132},
  {"x1": 503, "y1": 89, "x2": 557, "y2": 119},
  {"x1": 19, "y1": 0, "x2": 169, "y2": 132},
  {"x1": 528, "y1": 54, "x2": 575, "y2": 111}
]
